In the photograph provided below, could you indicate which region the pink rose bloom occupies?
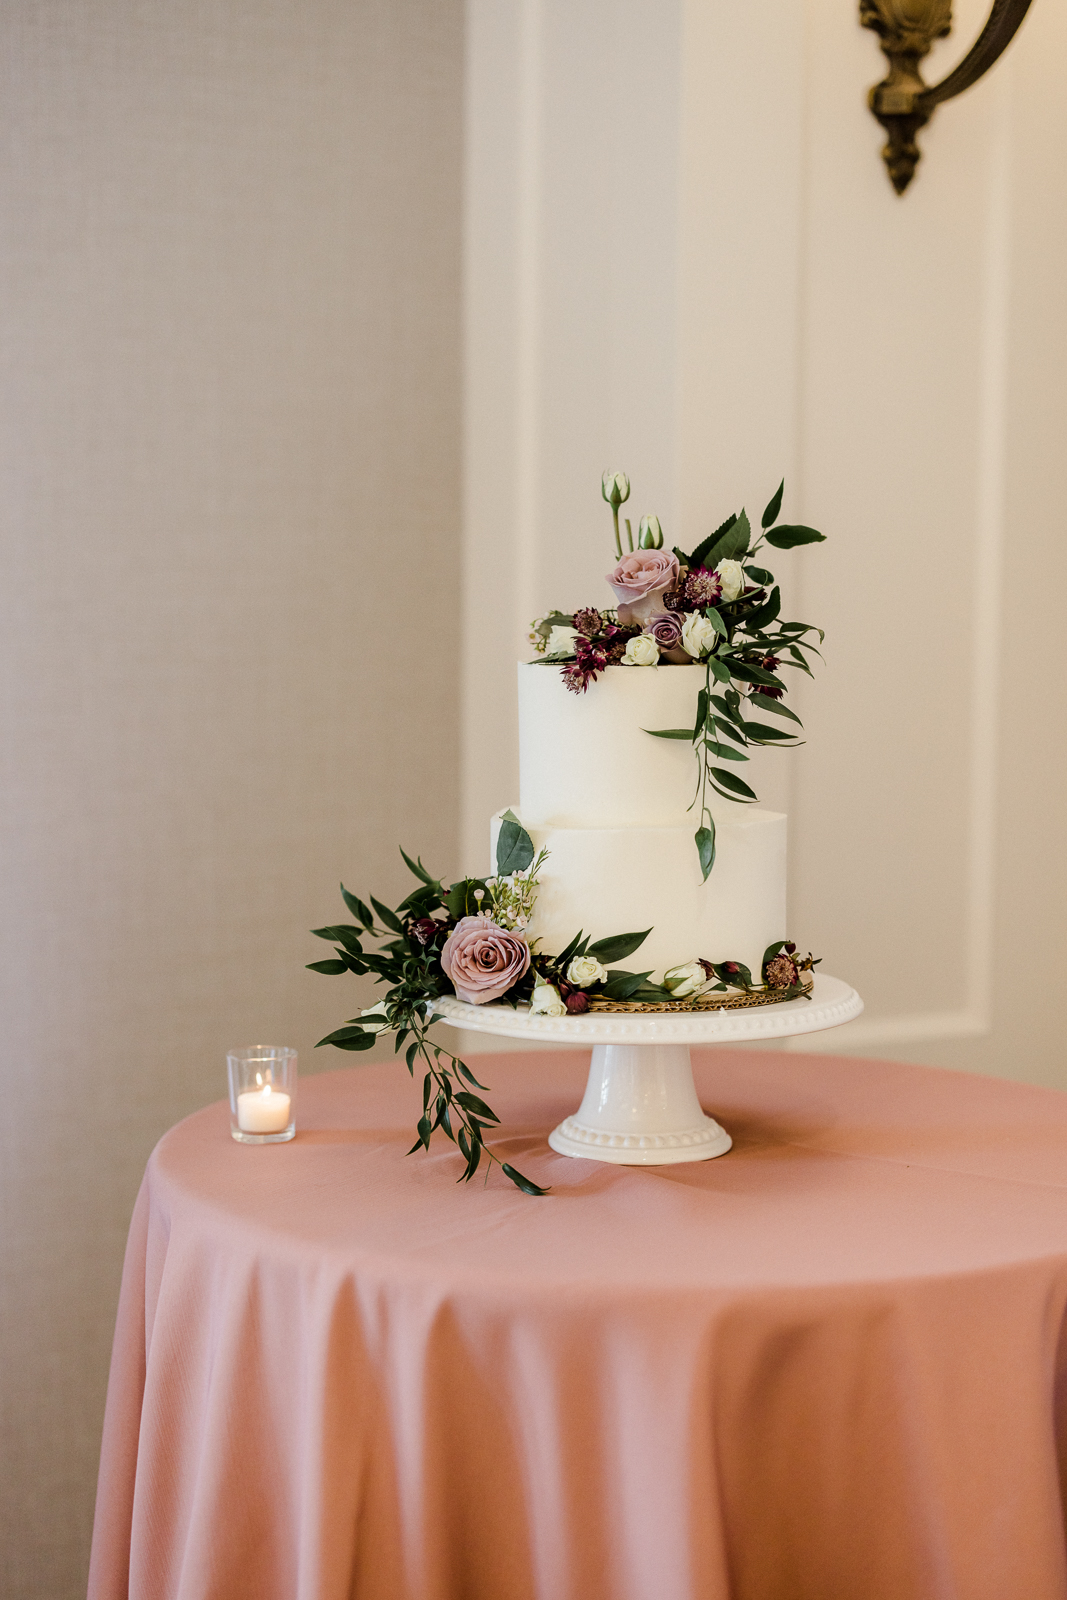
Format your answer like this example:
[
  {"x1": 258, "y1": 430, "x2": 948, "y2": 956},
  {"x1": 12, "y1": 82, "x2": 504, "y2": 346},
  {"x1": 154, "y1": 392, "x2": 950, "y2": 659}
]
[
  {"x1": 606, "y1": 550, "x2": 680, "y2": 627},
  {"x1": 440, "y1": 914, "x2": 531, "y2": 1005}
]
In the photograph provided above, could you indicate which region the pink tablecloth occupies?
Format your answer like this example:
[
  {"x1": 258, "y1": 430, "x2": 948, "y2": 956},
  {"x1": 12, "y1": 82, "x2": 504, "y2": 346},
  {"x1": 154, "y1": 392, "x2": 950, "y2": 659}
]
[{"x1": 88, "y1": 1048, "x2": 1067, "y2": 1600}]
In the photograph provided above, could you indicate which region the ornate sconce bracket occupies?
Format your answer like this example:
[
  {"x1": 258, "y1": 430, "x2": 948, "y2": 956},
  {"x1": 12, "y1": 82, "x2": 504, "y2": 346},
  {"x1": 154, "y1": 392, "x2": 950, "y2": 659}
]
[{"x1": 861, "y1": 0, "x2": 1034, "y2": 193}]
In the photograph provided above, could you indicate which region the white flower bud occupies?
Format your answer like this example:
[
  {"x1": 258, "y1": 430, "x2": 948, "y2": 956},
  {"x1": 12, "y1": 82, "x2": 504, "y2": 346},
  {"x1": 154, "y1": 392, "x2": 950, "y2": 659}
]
[
  {"x1": 601, "y1": 471, "x2": 631, "y2": 509},
  {"x1": 638, "y1": 514, "x2": 663, "y2": 550},
  {"x1": 715, "y1": 559, "x2": 745, "y2": 603},
  {"x1": 545, "y1": 624, "x2": 579, "y2": 659},
  {"x1": 530, "y1": 982, "x2": 566, "y2": 1016},
  {"x1": 621, "y1": 632, "x2": 659, "y2": 667},
  {"x1": 680, "y1": 612, "x2": 718, "y2": 659},
  {"x1": 566, "y1": 955, "x2": 608, "y2": 988},
  {"x1": 663, "y1": 961, "x2": 711, "y2": 998}
]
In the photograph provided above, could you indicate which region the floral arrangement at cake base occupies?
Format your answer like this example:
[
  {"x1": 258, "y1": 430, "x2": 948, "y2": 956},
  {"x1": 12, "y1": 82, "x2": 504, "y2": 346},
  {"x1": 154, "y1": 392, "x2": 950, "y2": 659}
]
[{"x1": 310, "y1": 813, "x2": 817, "y2": 1194}]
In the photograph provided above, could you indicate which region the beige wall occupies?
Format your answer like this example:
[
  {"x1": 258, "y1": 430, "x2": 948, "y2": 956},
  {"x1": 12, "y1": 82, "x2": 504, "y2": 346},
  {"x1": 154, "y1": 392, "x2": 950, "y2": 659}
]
[{"x1": 0, "y1": 4, "x2": 462, "y2": 1595}]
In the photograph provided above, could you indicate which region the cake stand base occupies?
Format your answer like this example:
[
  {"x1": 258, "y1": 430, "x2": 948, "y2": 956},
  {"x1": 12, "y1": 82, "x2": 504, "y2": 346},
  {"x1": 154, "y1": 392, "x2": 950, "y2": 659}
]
[
  {"x1": 547, "y1": 1042, "x2": 732, "y2": 1164},
  {"x1": 434, "y1": 974, "x2": 862, "y2": 1167}
]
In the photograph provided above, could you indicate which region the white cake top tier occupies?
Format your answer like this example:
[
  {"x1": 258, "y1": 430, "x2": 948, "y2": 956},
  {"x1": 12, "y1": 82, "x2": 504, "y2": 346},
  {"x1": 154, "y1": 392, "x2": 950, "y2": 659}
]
[{"x1": 518, "y1": 660, "x2": 710, "y2": 828}]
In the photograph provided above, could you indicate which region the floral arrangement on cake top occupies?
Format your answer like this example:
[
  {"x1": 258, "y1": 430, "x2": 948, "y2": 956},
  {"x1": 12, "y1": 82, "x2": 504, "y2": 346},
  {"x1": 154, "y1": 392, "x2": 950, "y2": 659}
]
[
  {"x1": 310, "y1": 812, "x2": 817, "y2": 1194},
  {"x1": 529, "y1": 474, "x2": 826, "y2": 880}
]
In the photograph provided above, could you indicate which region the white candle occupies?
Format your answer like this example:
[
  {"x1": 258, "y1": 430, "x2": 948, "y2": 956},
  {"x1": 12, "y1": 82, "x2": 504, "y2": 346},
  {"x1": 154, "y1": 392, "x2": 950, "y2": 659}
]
[{"x1": 237, "y1": 1083, "x2": 292, "y2": 1134}]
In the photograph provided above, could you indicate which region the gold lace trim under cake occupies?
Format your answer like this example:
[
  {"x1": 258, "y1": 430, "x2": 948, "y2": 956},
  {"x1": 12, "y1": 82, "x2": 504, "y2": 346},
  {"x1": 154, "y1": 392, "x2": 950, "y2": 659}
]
[{"x1": 586, "y1": 978, "x2": 814, "y2": 1013}]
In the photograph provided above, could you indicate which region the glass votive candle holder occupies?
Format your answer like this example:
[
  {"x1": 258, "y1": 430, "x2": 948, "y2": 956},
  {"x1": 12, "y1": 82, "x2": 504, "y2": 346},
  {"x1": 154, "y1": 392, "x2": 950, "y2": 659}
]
[{"x1": 227, "y1": 1046, "x2": 297, "y2": 1144}]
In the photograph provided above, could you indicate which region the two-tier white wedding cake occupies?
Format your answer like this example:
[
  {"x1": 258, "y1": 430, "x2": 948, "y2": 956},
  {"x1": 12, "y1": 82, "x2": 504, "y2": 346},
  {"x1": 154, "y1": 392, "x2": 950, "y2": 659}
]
[{"x1": 490, "y1": 662, "x2": 786, "y2": 984}]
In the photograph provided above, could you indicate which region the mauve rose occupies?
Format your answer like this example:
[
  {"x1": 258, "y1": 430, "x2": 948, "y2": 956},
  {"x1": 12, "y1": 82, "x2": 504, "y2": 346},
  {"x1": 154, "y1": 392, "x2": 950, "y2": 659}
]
[
  {"x1": 440, "y1": 914, "x2": 531, "y2": 1005},
  {"x1": 606, "y1": 550, "x2": 680, "y2": 627},
  {"x1": 647, "y1": 612, "x2": 683, "y2": 650}
]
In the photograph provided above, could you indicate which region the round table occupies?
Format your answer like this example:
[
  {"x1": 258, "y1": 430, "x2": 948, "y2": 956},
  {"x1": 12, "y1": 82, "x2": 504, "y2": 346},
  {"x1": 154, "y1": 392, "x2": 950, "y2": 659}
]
[{"x1": 88, "y1": 1048, "x2": 1067, "y2": 1600}]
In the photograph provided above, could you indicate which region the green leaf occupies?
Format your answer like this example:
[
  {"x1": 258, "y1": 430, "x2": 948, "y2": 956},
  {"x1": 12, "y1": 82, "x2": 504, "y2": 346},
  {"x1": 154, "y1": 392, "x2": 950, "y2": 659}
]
[
  {"x1": 317, "y1": 1027, "x2": 377, "y2": 1052},
  {"x1": 687, "y1": 511, "x2": 737, "y2": 570},
  {"x1": 586, "y1": 928, "x2": 652, "y2": 962},
  {"x1": 501, "y1": 1163, "x2": 549, "y2": 1196},
  {"x1": 340, "y1": 886, "x2": 375, "y2": 928},
  {"x1": 454, "y1": 1057, "x2": 489, "y2": 1091},
  {"x1": 749, "y1": 692, "x2": 802, "y2": 725},
  {"x1": 642, "y1": 727, "x2": 693, "y2": 740},
  {"x1": 602, "y1": 968, "x2": 655, "y2": 1000},
  {"x1": 710, "y1": 694, "x2": 744, "y2": 726},
  {"x1": 370, "y1": 897, "x2": 404, "y2": 934},
  {"x1": 713, "y1": 716, "x2": 748, "y2": 745},
  {"x1": 399, "y1": 847, "x2": 436, "y2": 886},
  {"x1": 762, "y1": 941, "x2": 786, "y2": 966},
  {"x1": 739, "y1": 719, "x2": 802, "y2": 743},
  {"x1": 705, "y1": 608, "x2": 727, "y2": 637},
  {"x1": 694, "y1": 687, "x2": 709, "y2": 739},
  {"x1": 712, "y1": 961, "x2": 753, "y2": 989},
  {"x1": 711, "y1": 767, "x2": 759, "y2": 800},
  {"x1": 762, "y1": 479, "x2": 784, "y2": 529},
  {"x1": 704, "y1": 740, "x2": 749, "y2": 760},
  {"x1": 696, "y1": 822, "x2": 716, "y2": 881},
  {"x1": 722, "y1": 659, "x2": 785, "y2": 689},
  {"x1": 742, "y1": 585, "x2": 781, "y2": 632},
  {"x1": 405, "y1": 1041, "x2": 419, "y2": 1072},
  {"x1": 708, "y1": 654, "x2": 732, "y2": 684},
  {"x1": 311, "y1": 925, "x2": 364, "y2": 954},
  {"x1": 705, "y1": 508, "x2": 751, "y2": 567},
  {"x1": 306, "y1": 958, "x2": 348, "y2": 975},
  {"x1": 554, "y1": 929, "x2": 585, "y2": 970},
  {"x1": 744, "y1": 564, "x2": 775, "y2": 585},
  {"x1": 454, "y1": 1091, "x2": 500, "y2": 1124},
  {"x1": 496, "y1": 810, "x2": 535, "y2": 876},
  {"x1": 763, "y1": 524, "x2": 826, "y2": 548}
]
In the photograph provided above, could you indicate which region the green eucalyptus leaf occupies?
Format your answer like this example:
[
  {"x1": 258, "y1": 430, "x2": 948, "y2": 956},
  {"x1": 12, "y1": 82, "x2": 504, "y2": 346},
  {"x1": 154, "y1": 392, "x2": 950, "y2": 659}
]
[
  {"x1": 749, "y1": 692, "x2": 802, "y2": 724},
  {"x1": 501, "y1": 1163, "x2": 549, "y2": 1196},
  {"x1": 602, "y1": 968, "x2": 655, "y2": 1000},
  {"x1": 496, "y1": 811, "x2": 535, "y2": 875},
  {"x1": 587, "y1": 928, "x2": 652, "y2": 963},
  {"x1": 711, "y1": 767, "x2": 759, "y2": 800},
  {"x1": 340, "y1": 886, "x2": 375, "y2": 928},
  {"x1": 708, "y1": 655, "x2": 732, "y2": 684},
  {"x1": 705, "y1": 609, "x2": 727, "y2": 637},
  {"x1": 694, "y1": 688, "x2": 709, "y2": 740},
  {"x1": 762, "y1": 479, "x2": 785, "y2": 529},
  {"x1": 642, "y1": 727, "x2": 693, "y2": 740},
  {"x1": 370, "y1": 897, "x2": 404, "y2": 934},
  {"x1": 739, "y1": 719, "x2": 802, "y2": 742},
  {"x1": 744, "y1": 564, "x2": 775, "y2": 585},
  {"x1": 763, "y1": 524, "x2": 826, "y2": 548},
  {"x1": 704, "y1": 740, "x2": 749, "y2": 760},
  {"x1": 455, "y1": 1057, "x2": 489, "y2": 1091},
  {"x1": 306, "y1": 959, "x2": 348, "y2": 975},
  {"x1": 399, "y1": 848, "x2": 436, "y2": 886},
  {"x1": 454, "y1": 1091, "x2": 500, "y2": 1123},
  {"x1": 762, "y1": 941, "x2": 786, "y2": 966},
  {"x1": 311, "y1": 925, "x2": 365, "y2": 954},
  {"x1": 742, "y1": 586, "x2": 781, "y2": 632},
  {"x1": 696, "y1": 822, "x2": 716, "y2": 881},
  {"x1": 723, "y1": 659, "x2": 785, "y2": 689}
]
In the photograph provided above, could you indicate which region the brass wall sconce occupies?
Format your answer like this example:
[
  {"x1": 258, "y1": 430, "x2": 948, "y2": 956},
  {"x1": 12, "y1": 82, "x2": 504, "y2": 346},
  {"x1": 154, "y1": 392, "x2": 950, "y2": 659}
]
[{"x1": 861, "y1": 0, "x2": 1034, "y2": 193}]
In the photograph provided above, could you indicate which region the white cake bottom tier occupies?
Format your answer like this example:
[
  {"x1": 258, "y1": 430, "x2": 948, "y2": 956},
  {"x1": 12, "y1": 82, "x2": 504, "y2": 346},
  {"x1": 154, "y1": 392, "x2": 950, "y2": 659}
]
[{"x1": 490, "y1": 807, "x2": 787, "y2": 983}]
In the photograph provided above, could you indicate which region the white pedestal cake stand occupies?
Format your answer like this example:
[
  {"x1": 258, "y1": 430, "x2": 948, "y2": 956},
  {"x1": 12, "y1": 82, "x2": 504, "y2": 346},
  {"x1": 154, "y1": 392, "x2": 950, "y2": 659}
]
[{"x1": 434, "y1": 974, "x2": 863, "y2": 1166}]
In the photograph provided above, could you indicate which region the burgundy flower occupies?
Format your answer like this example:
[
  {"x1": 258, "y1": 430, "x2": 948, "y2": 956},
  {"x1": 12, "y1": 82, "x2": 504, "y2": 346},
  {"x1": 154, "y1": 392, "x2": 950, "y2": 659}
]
[
  {"x1": 440, "y1": 915, "x2": 531, "y2": 1005},
  {"x1": 410, "y1": 916, "x2": 443, "y2": 946},
  {"x1": 761, "y1": 654, "x2": 780, "y2": 672},
  {"x1": 684, "y1": 567, "x2": 722, "y2": 608},
  {"x1": 765, "y1": 953, "x2": 800, "y2": 989},
  {"x1": 758, "y1": 685, "x2": 784, "y2": 700},
  {"x1": 572, "y1": 607, "x2": 603, "y2": 637},
  {"x1": 565, "y1": 991, "x2": 589, "y2": 1014},
  {"x1": 722, "y1": 961, "x2": 741, "y2": 976}
]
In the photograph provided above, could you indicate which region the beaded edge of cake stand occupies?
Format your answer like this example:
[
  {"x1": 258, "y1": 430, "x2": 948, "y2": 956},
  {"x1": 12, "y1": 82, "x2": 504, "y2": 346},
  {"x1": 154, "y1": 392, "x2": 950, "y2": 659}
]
[{"x1": 586, "y1": 977, "x2": 814, "y2": 1013}]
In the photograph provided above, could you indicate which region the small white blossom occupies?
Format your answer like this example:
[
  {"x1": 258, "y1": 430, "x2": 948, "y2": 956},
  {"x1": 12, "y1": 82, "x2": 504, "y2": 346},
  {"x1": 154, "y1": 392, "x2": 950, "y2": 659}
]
[
  {"x1": 359, "y1": 1001, "x2": 392, "y2": 1033},
  {"x1": 530, "y1": 982, "x2": 566, "y2": 1016},
  {"x1": 621, "y1": 632, "x2": 659, "y2": 667},
  {"x1": 680, "y1": 612, "x2": 718, "y2": 659},
  {"x1": 663, "y1": 961, "x2": 712, "y2": 999},
  {"x1": 715, "y1": 559, "x2": 745, "y2": 603},
  {"x1": 567, "y1": 954, "x2": 607, "y2": 987},
  {"x1": 545, "y1": 625, "x2": 579, "y2": 659}
]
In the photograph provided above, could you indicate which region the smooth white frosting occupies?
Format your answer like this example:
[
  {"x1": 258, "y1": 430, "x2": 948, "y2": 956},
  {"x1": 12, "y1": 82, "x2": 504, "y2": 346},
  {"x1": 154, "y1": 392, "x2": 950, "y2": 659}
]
[
  {"x1": 491, "y1": 807, "x2": 786, "y2": 981},
  {"x1": 501, "y1": 657, "x2": 789, "y2": 981}
]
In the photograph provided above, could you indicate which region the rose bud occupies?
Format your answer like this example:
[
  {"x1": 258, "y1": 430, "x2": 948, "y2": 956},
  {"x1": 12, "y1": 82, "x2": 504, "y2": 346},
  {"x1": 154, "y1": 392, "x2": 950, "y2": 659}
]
[
  {"x1": 638, "y1": 514, "x2": 664, "y2": 549},
  {"x1": 565, "y1": 991, "x2": 589, "y2": 1014},
  {"x1": 601, "y1": 471, "x2": 630, "y2": 508}
]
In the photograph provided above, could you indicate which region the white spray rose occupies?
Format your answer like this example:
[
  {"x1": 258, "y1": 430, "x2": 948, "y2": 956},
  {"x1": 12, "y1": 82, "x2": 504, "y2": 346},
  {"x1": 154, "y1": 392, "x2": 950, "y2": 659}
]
[
  {"x1": 621, "y1": 632, "x2": 659, "y2": 667},
  {"x1": 545, "y1": 624, "x2": 579, "y2": 659},
  {"x1": 715, "y1": 559, "x2": 745, "y2": 603},
  {"x1": 530, "y1": 982, "x2": 566, "y2": 1016},
  {"x1": 663, "y1": 961, "x2": 712, "y2": 999},
  {"x1": 680, "y1": 611, "x2": 718, "y2": 659},
  {"x1": 359, "y1": 1001, "x2": 392, "y2": 1033},
  {"x1": 567, "y1": 955, "x2": 608, "y2": 988}
]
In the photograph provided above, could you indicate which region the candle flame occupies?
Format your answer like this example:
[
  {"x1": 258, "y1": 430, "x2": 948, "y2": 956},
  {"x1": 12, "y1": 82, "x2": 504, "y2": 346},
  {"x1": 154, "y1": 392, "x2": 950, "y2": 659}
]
[
  {"x1": 261, "y1": 1083, "x2": 272, "y2": 1098},
  {"x1": 255, "y1": 1071, "x2": 263, "y2": 1087}
]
